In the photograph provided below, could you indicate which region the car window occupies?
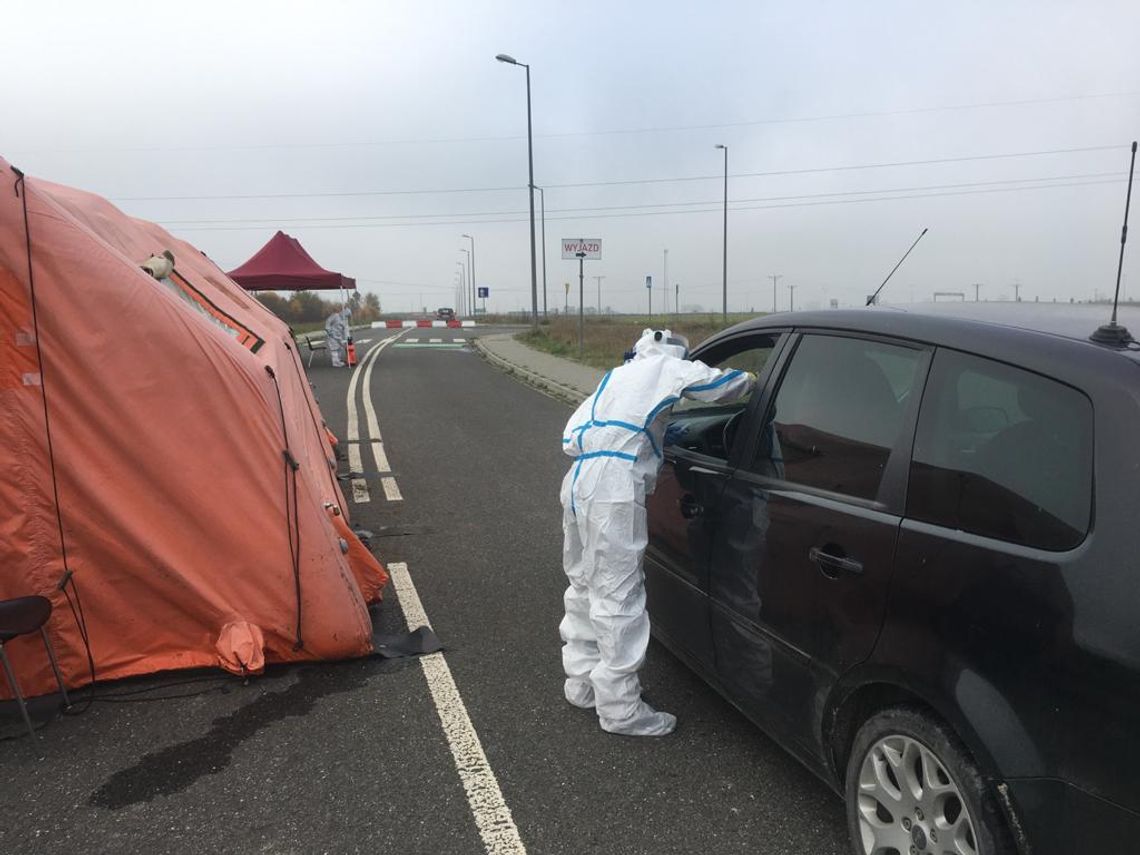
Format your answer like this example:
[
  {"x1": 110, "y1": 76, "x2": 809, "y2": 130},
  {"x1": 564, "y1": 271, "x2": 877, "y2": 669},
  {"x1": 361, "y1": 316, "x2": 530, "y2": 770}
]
[
  {"x1": 672, "y1": 342, "x2": 773, "y2": 416},
  {"x1": 753, "y1": 334, "x2": 923, "y2": 500},
  {"x1": 664, "y1": 338, "x2": 775, "y2": 459},
  {"x1": 907, "y1": 350, "x2": 1093, "y2": 551}
]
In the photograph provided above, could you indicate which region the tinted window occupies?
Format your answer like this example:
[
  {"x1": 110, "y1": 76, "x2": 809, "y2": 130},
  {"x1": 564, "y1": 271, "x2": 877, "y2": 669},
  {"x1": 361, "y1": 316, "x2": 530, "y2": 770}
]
[
  {"x1": 907, "y1": 350, "x2": 1093, "y2": 551},
  {"x1": 756, "y1": 335, "x2": 922, "y2": 499}
]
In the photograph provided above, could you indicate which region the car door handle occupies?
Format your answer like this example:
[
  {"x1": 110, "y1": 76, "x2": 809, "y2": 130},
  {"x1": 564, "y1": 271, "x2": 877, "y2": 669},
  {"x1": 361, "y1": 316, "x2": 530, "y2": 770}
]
[
  {"x1": 809, "y1": 546, "x2": 863, "y2": 577},
  {"x1": 679, "y1": 495, "x2": 704, "y2": 519}
]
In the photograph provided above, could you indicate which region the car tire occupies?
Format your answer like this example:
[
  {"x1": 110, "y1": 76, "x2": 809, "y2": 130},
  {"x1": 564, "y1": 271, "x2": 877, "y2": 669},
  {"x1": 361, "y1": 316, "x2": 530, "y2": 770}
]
[{"x1": 844, "y1": 706, "x2": 1014, "y2": 855}]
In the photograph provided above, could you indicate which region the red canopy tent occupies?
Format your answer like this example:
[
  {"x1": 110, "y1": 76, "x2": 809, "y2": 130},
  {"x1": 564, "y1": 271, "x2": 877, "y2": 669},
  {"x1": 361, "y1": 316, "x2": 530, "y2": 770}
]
[{"x1": 227, "y1": 230, "x2": 355, "y2": 291}]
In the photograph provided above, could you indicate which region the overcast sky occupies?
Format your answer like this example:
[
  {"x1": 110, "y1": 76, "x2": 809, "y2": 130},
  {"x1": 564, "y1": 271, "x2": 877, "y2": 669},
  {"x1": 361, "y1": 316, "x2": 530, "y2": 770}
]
[{"x1": 6, "y1": 0, "x2": 1139, "y2": 314}]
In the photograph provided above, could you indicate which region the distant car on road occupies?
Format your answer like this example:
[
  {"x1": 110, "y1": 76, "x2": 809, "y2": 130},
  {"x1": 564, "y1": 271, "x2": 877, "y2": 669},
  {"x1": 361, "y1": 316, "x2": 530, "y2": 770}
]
[
  {"x1": 646, "y1": 302, "x2": 1140, "y2": 855},
  {"x1": 436, "y1": 307, "x2": 456, "y2": 321}
]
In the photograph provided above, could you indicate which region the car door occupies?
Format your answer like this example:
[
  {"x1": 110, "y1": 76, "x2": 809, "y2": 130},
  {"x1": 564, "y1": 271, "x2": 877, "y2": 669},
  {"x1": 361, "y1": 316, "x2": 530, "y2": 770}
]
[
  {"x1": 645, "y1": 331, "x2": 786, "y2": 670},
  {"x1": 706, "y1": 331, "x2": 930, "y2": 763}
]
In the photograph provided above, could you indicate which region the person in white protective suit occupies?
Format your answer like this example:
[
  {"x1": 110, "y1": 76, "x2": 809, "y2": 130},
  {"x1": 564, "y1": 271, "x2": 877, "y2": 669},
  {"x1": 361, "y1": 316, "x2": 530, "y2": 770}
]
[
  {"x1": 324, "y1": 308, "x2": 351, "y2": 367},
  {"x1": 559, "y1": 328, "x2": 756, "y2": 736}
]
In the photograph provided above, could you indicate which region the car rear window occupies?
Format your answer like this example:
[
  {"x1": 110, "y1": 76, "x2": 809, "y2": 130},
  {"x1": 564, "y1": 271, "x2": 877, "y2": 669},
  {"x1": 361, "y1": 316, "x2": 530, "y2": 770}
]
[{"x1": 907, "y1": 350, "x2": 1093, "y2": 551}]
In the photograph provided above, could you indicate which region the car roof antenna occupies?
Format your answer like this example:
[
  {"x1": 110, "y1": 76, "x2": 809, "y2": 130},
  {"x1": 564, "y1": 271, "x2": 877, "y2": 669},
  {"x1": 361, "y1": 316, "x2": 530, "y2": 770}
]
[
  {"x1": 1091, "y1": 140, "x2": 1138, "y2": 346},
  {"x1": 866, "y1": 228, "x2": 928, "y2": 307}
]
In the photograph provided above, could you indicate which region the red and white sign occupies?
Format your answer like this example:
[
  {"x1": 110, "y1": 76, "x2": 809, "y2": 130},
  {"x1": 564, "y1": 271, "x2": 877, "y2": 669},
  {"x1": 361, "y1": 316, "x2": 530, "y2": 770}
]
[{"x1": 561, "y1": 238, "x2": 602, "y2": 260}]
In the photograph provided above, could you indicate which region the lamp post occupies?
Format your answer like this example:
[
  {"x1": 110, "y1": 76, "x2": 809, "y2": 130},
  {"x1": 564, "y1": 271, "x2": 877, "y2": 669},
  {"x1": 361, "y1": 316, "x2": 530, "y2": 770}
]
[
  {"x1": 535, "y1": 186, "x2": 548, "y2": 317},
  {"x1": 462, "y1": 234, "x2": 476, "y2": 318},
  {"x1": 715, "y1": 144, "x2": 728, "y2": 320},
  {"x1": 768, "y1": 274, "x2": 782, "y2": 313},
  {"x1": 456, "y1": 261, "x2": 466, "y2": 316},
  {"x1": 460, "y1": 249, "x2": 471, "y2": 316},
  {"x1": 496, "y1": 53, "x2": 539, "y2": 328},
  {"x1": 576, "y1": 251, "x2": 586, "y2": 357}
]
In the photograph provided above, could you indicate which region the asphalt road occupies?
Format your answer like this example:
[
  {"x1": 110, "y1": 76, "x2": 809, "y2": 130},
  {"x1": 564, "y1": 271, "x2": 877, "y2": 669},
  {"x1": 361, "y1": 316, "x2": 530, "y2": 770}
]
[{"x1": 0, "y1": 327, "x2": 850, "y2": 855}]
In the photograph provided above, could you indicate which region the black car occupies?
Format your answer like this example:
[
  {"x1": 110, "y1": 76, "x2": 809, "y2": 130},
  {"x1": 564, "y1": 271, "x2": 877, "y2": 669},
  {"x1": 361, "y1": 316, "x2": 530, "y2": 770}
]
[
  {"x1": 436, "y1": 307, "x2": 457, "y2": 321},
  {"x1": 646, "y1": 302, "x2": 1140, "y2": 855}
]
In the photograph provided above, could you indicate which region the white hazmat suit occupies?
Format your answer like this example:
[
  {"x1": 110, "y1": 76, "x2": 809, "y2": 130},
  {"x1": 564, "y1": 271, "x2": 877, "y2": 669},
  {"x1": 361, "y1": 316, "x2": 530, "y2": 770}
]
[
  {"x1": 560, "y1": 329, "x2": 755, "y2": 736},
  {"x1": 325, "y1": 309, "x2": 351, "y2": 367}
]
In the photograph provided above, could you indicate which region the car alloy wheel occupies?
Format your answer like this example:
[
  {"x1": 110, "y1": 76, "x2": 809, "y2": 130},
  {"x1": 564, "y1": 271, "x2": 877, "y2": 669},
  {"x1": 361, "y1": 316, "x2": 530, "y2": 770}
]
[
  {"x1": 856, "y1": 733, "x2": 976, "y2": 854},
  {"x1": 845, "y1": 707, "x2": 1014, "y2": 855}
]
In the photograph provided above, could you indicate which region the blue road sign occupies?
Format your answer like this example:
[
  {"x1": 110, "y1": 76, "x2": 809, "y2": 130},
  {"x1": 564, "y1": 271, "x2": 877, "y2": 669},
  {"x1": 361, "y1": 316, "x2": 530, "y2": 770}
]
[{"x1": 478, "y1": 287, "x2": 490, "y2": 298}]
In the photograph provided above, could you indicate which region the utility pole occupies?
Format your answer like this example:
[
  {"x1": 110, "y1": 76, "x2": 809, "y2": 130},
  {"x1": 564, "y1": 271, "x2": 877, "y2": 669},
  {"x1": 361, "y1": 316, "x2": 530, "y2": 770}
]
[
  {"x1": 663, "y1": 249, "x2": 669, "y2": 315},
  {"x1": 1013, "y1": 281, "x2": 1022, "y2": 302},
  {"x1": 788, "y1": 283, "x2": 797, "y2": 312},
  {"x1": 564, "y1": 282, "x2": 569, "y2": 314},
  {"x1": 577, "y1": 252, "x2": 586, "y2": 357},
  {"x1": 769, "y1": 274, "x2": 782, "y2": 312},
  {"x1": 973, "y1": 283, "x2": 983, "y2": 302},
  {"x1": 594, "y1": 275, "x2": 605, "y2": 314},
  {"x1": 675, "y1": 283, "x2": 680, "y2": 317}
]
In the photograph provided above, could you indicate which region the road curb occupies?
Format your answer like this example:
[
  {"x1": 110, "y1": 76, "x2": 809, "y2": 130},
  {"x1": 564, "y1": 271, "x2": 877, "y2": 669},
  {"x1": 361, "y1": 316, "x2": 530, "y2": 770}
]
[{"x1": 472, "y1": 337, "x2": 589, "y2": 406}]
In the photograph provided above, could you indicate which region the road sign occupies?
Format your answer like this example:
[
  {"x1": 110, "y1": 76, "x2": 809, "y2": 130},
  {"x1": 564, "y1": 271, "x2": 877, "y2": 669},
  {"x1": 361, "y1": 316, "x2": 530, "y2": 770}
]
[
  {"x1": 561, "y1": 238, "x2": 602, "y2": 260},
  {"x1": 645, "y1": 275, "x2": 652, "y2": 289},
  {"x1": 477, "y1": 287, "x2": 489, "y2": 298}
]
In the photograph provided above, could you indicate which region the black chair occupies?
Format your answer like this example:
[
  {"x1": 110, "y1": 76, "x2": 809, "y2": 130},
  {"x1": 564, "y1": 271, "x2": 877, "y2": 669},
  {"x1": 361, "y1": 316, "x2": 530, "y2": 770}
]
[
  {"x1": 304, "y1": 336, "x2": 328, "y2": 367},
  {"x1": 0, "y1": 596, "x2": 70, "y2": 739}
]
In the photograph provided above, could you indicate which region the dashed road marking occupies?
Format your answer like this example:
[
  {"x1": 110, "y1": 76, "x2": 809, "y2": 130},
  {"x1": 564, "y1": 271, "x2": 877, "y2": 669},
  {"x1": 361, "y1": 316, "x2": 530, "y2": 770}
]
[
  {"x1": 388, "y1": 562, "x2": 526, "y2": 855},
  {"x1": 381, "y1": 476, "x2": 403, "y2": 502},
  {"x1": 429, "y1": 337, "x2": 442, "y2": 343}
]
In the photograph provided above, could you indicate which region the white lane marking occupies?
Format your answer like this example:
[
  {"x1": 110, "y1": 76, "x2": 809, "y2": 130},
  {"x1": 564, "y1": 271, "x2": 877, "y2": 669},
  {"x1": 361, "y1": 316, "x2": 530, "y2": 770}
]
[
  {"x1": 345, "y1": 335, "x2": 404, "y2": 503},
  {"x1": 381, "y1": 476, "x2": 403, "y2": 502},
  {"x1": 354, "y1": 338, "x2": 372, "y2": 345},
  {"x1": 370, "y1": 440, "x2": 391, "y2": 473},
  {"x1": 429, "y1": 337, "x2": 442, "y2": 343},
  {"x1": 347, "y1": 442, "x2": 363, "y2": 471},
  {"x1": 406, "y1": 337, "x2": 421, "y2": 343},
  {"x1": 361, "y1": 342, "x2": 393, "y2": 479},
  {"x1": 351, "y1": 479, "x2": 371, "y2": 503},
  {"x1": 454, "y1": 337, "x2": 466, "y2": 343},
  {"x1": 345, "y1": 339, "x2": 383, "y2": 445},
  {"x1": 388, "y1": 563, "x2": 526, "y2": 855},
  {"x1": 347, "y1": 442, "x2": 370, "y2": 504}
]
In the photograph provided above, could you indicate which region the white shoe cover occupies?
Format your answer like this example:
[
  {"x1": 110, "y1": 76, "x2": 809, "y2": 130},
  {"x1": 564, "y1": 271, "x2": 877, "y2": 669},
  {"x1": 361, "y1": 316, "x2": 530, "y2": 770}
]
[
  {"x1": 599, "y1": 700, "x2": 676, "y2": 736},
  {"x1": 564, "y1": 679, "x2": 596, "y2": 709}
]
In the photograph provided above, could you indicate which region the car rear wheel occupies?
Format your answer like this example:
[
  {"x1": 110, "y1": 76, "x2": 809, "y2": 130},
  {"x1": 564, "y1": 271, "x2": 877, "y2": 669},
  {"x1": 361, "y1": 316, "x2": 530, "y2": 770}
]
[{"x1": 845, "y1": 707, "x2": 1014, "y2": 855}]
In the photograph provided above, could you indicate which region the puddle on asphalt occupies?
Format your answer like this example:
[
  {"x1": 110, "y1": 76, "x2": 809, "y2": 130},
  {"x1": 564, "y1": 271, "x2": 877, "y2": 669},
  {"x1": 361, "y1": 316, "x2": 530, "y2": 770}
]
[{"x1": 89, "y1": 663, "x2": 370, "y2": 810}]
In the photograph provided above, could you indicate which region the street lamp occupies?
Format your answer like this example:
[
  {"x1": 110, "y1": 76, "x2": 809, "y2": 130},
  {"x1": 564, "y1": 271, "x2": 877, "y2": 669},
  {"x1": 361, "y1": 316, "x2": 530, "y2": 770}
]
[
  {"x1": 456, "y1": 260, "x2": 466, "y2": 315},
  {"x1": 715, "y1": 144, "x2": 728, "y2": 320},
  {"x1": 496, "y1": 53, "x2": 539, "y2": 328},
  {"x1": 535, "y1": 186, "x2": 548, "y2": 317},
  {"x1": 462, "y1": 234, "x2": 476, "y2": 318},
  {"x1": 460, "y1": 248, "x2": 472, "y2": 318}
]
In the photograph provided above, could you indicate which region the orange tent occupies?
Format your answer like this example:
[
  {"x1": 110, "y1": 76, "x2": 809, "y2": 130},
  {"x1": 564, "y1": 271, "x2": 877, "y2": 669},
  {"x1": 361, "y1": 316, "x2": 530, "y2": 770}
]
[{"x1": 0, "y1": 157, "x2": 388, "y2": 698}]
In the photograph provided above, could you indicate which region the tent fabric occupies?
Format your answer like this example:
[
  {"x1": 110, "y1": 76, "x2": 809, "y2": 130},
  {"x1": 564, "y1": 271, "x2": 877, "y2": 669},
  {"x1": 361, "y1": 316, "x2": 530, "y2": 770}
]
[
  {"x1": 226, "y1": 230, "x2": 356, "y2": 292},
  {"x1": 0, "y1": 158, "x2": 387, "y2": 699}
]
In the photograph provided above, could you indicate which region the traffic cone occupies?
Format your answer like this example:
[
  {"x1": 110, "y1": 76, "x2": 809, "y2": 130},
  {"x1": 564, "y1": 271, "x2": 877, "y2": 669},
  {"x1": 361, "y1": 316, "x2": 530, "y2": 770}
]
[{"x1": 346, "y1": 338, "x2": 357, "y2": 367}]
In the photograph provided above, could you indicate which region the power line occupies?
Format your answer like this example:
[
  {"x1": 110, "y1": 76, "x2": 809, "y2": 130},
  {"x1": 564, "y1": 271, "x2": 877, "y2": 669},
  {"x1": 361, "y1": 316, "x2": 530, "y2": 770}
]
[
  {"x1": 167, "y1": 176, "x2": 1123, "y2": 232},
  {"x1": 157, "y1": 171, "x2": 1124, "y2": 225},
  {"x1": 18, "y1": 91, "x2": 1138, "y2": 154},
  {"x1": 119, "y1": 144, "x2": 1123, "y2": 202}
]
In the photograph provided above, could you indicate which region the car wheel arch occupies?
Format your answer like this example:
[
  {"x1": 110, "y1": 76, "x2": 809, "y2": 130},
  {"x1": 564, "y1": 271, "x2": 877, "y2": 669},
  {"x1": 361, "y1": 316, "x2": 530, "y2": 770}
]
[{"x1": 824, "y1": 668, "x2": 1034, "y2": 789}]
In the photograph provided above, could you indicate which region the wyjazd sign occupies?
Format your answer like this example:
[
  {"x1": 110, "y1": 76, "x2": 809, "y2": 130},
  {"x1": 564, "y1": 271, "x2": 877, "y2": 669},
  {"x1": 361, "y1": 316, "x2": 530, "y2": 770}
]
[{"x1": 561, "y1": 238, "x2": 602, "y2": 260}]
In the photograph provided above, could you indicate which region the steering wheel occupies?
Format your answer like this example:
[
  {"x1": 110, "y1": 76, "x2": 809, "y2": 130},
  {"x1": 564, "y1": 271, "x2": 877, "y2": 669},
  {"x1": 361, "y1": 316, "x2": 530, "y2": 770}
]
[{"x1": 722, "y1": 410, "x2": 745, "y2": 457}]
